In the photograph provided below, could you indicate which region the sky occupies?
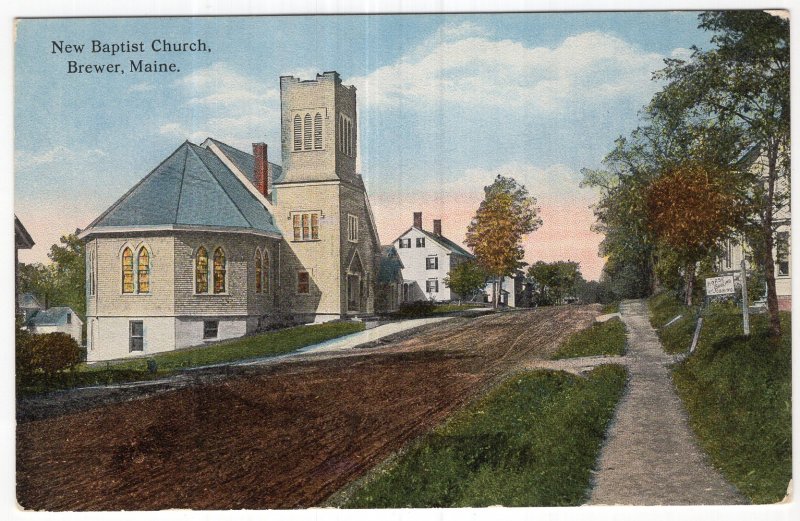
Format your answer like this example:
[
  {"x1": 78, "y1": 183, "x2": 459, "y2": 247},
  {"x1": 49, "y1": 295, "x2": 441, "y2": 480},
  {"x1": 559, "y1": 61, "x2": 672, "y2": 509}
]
[{"x1": 14, "y1": 11, "x2": 716, "y2": 280}]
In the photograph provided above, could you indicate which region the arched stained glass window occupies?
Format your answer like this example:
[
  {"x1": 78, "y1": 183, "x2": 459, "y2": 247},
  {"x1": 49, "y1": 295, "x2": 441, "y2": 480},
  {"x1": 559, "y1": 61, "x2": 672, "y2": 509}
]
[
  {"x1": 137, "y1": 248, "x2": 150, "y2": 293},
  {"x1": 263, "y1": 250, "x2": 270, "y2": 294},
  {"x1": 255, "y1": 249, "x2": 263, "y2": 293},
  {"x1": 293, "y1": 115, "x2": 302, "y2": 151},
  {"x1": 196, "y1": 246, "x2": 208, "y2": 293},
  {"x1": 122, "y1": 247, "x2": 134, "y2": 294},
  {"x1": 303, "y1": 114, "x2": 312, "y2": 150},
  {"x1": 314, "y1": 113, "x2": 322, "y2": 150},
  {"x1": 213, "y1": 247, "x2": 226, "y2": 294}
]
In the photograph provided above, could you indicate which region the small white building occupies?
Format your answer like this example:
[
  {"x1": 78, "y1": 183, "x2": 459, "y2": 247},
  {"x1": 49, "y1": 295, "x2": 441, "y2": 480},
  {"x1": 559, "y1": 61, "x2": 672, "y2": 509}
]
[
  {"x1": 392, "y1": 213, "x2": 475, "y2": 302},
  {"x1": 25, "y1": 307, "x2": 83, "y2": 344},
  {"x1": 483, "y1": 276, "x2": 522, "y2": 307}
]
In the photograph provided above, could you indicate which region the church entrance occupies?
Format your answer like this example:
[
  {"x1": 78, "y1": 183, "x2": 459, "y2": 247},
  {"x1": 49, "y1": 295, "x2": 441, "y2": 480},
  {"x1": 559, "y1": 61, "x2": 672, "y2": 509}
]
[{"x1": 347, "y1": 274, "x2": 361, "y2": 312}]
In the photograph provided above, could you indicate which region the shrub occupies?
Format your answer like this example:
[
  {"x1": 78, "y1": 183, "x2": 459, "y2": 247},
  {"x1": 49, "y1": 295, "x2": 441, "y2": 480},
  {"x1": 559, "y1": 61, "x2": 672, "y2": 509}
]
[
  {"x1": 16, "y1": 324, "x2": 35, "y2": 378},
  {"x1": 28, "y1": 333, "x2": 82, "y2": 377},
  {"x1": 397, "y1": 300, "x2": 436, "y2": 318}
]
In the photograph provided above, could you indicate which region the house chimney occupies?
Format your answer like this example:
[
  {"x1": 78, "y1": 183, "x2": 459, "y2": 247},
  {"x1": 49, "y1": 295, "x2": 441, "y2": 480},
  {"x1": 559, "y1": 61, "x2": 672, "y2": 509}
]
[
  {"x1": 413, "y1": 212, "x2": 422, "y2": 229},
  {"x1": 253, "y1": 142, "x2": 270, "y2": 197},
  {"x1": 433, "y1": 219, "x2": 442, "y2": 236}
]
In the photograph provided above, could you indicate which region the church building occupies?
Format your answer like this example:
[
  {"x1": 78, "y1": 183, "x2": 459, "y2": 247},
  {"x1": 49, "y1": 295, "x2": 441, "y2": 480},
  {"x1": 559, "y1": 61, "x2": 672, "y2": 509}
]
[{"x1": 80, "y1": 72, "x2": 380, "y2": 362}]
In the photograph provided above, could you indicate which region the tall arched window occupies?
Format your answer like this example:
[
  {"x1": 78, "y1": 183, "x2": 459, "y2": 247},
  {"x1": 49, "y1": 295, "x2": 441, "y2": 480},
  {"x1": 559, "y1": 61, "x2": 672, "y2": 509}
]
[
  {"x1": 314, "y1": 113, "x2": 322, "y2": 150},
  {"x1": 137, "y1": 247, "x2": 150, "y2": 293},
  {"x1": 196, "y1": 246, "x2": 208, "y2": 293},
  {"x1": 255, "y1": 248, "x2": 263, "y2": 293},
  {"x1": 213, "y1": 247, "x2": 226, "y2": 294},
  {"x1": 293, "y1": 115, "x2": 302, "y2": 151},
  {"x1": 303, "y1": 114, "x2": 312, "y2": 150},
  {"x1": 263, "y1": 250, "x2": 270, "y2": 294},
  {"x1": 122, "y1": 247, "x2": 134, "y2": 294},
  {"x1": 346, "y1": 120, "x2": 352, "y2": 156},
  {"x1": 337, "y1": 116, "x2": 342, "y2": 151}
]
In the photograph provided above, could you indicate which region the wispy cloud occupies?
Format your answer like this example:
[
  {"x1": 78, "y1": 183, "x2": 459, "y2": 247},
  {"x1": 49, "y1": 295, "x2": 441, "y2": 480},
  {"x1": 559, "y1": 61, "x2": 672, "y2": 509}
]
[
  {"x1": 15, "y1": 145, "x2": 107, "y2": 169},
  {"x1": 175, "y1": 62, "x2": 277, "y2": 107},
  {"x1": 348, "y1": 23, "x2": 665, "y2": 112}
]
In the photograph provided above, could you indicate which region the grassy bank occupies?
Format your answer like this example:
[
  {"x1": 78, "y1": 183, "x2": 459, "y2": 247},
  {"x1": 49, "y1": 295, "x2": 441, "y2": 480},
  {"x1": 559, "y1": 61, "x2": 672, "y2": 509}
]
[
  {"x1": 601, "y1": 302, "x2": 620, "y2": 314},
  {"x1": 652, "y1": 293, "x2": 792, "y2": 503},
  {"x1": 648, "y1": 291, "x2": 696, "y2": 354},
  {"x1": 345, "y1": 365, "x2": 628, "y2": 508},
  {"x1": 552, "y1": 317, "x2": 626, "y2": 359},
  {"x1": 18, "y1": 321, "x2": 364, "y2": 396}
]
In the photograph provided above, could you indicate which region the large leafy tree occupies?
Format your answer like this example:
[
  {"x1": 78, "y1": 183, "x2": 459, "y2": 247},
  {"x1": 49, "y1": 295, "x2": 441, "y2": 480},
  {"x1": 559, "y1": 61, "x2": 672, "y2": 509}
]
[
  {"x1": 443, "y1": 261, "x2": 486, "y2": 304},
  {"x1": 651, "y1": 10, "x2": 789, "y2": 336},
  {"x1": 527, "y1": 260, "x2": 581, "y2": 306},
  {"x1": 646, "y1": 162, "x2": 748, "y2": 305},
  {"x1": 465, "y1": 175, "x2": 541, "y2": 307}
]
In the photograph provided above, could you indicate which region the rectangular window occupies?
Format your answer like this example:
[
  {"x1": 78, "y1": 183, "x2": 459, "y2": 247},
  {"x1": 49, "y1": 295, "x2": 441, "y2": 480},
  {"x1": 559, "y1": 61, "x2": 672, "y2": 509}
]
[
  {"x1": 203, "y1": 320, "x2": 219, "y2": 339},
  {"x1": 66, "y1": 313, "x2": 72, "y2": 324},
  {"x1": 348, "y1": 214, "x2": 359, "y2": 242},
  {"x1": 291, "y1": 212, "x2": 321, "y2": 241},
  {"x1": 416, "y1": 237, "x2": 426, "y2": 248},
  {"x1": 426, "y1": 279, "x2": 439, "y2": 293},
  {"x1": 426, "y1": 256, "x2": 438, "y2": 270},
  {"x1": 724, "y1": 241, "x2": 732, "y2": 270},
  {"x1": 129, "y1": 321, "x2": 144, "y2": 352},
  {"x1": 399, "y1": 238, "x2": 411, "y2": 249},
  {"x1": 776, "y1": 231, "x2": 790, "y2": 276},
  {"x1": 297, "y1": 271, "x2": 310, "y2": 294}
]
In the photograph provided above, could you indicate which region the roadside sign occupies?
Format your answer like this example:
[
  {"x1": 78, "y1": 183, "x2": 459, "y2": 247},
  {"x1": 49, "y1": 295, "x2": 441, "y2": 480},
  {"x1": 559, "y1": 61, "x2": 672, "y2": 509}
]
[{"x1": 705, "y1": 275, "x2": 735, "y2": 296}]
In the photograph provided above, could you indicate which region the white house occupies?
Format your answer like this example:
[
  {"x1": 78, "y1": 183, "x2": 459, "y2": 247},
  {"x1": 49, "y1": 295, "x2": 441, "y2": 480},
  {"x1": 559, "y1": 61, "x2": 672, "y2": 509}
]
[
  {"x1": 25, "y1": 307, "x2": 83, "y2": 344},
  {"x1": 79, "y1": 71, "x2": 381, "y2": 362},
  {"x1": 392, "y1": 213, "x2": 475, "y2": 302},
  {"x1": 483, "y1": 276, "x2": 523, "y2": 307}
]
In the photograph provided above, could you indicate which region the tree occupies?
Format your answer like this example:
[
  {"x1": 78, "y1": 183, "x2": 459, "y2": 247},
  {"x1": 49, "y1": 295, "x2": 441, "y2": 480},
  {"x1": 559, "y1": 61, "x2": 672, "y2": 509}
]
[
  {"x1": 527, "y1": 260, "x2": 581, "y2": 306},
  {"x1": 465, "y1": 175, "x2": 541, "y2": 308},
  {"x1": 19, "y1": 232, "x2": 85, "y2": 319},
  {"x1": 443, "y1": 261, "x2": 486, "y2": 304},
  {"x1": 651, "y1": 11, "x2": 789, "y2": 336},
  {"x1": 646, "y1": 162, "x2": 748, "y2": 305}
]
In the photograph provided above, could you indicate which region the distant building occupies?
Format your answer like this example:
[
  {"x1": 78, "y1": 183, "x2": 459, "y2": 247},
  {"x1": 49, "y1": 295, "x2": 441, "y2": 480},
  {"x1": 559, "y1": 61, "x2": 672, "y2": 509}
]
[
  {"x1": 25, "y1": 307, "x2": 83, "y2": 344},
  {"x1": 392, "y1": 213, "x2": 475, "y2": 303},
  {"x1": 483, "y1": 275, "x2": 523, "y2": 307},
  {"x1": 18, "y1": 293, "x2": 43, "y2": 323}
]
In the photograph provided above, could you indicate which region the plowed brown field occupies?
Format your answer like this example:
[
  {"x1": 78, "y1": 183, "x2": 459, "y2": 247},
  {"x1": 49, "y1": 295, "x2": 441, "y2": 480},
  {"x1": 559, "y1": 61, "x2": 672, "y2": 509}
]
[{"x1": 17, "y1": 306, "x2": 598, "y2": 511}]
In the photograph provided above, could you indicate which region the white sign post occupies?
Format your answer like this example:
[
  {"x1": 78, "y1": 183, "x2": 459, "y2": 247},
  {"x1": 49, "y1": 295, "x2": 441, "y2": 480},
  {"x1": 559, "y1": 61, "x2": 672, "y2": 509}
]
[{"x1": 705, "y1": 275, "x2": 735, "y2": 296}]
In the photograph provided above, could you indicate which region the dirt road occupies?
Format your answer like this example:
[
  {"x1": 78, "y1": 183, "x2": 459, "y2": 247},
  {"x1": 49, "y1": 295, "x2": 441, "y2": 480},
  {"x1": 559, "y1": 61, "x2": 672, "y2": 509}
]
[{"x1": 17, "y1": 306, "x2": 598, "y2": 511}]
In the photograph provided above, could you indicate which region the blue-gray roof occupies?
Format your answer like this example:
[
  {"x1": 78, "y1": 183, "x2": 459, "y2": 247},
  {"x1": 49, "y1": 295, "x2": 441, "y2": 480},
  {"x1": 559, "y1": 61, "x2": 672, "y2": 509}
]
[
  {"x1": 206, "y1": 138, "x2": 285, "y2": 184},
  {"x1": 26, "y1": 307, "x2": 80, "y2": 327},
  {"x1": 378, "y1": 245, "x2": 404, "y2": 283},
  {"x1": 85, "y1": 141, "x2": 280, "y2": 236}
]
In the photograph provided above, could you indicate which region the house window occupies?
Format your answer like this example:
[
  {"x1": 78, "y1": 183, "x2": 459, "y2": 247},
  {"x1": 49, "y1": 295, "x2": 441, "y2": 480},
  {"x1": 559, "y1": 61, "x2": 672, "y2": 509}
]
[
  {"x1": 416, "y1": 237, "x2": 426, "y2": 248},
  {"x1": 137, "y1": 247, "x2": 150, "y2": 293},
  {"x1": 196, "y1": 246, "x2": 209, "y2": 293},
  {"x1": 303, "y1": 114, "x2": 312, "y2": 150},
  {"x1": 348, "y1": 214, "x2": 359, "y2": 242},
  {"x1": 213, "y1": 247, "x2": 226, "y2": 294},
  {"x1": 297, "y1": 271, "x2": 310, "y2": 294},
  {"x1": 776, "y1": 231, "x2": 790, "y2": 276},
  {"x1": 399, "y1": 238, "x2": 411, "y2": 249},
  {"x1": 87, "y1": 251, "x2": 95, "y2": 296},
  {"x1": 255, "y1": 249, "x2": 263, "y2": 293},
  {"x1": 122, "y1": 247, "x2": 134, "y2": 293},
  {"x1": 724, "y1": 241, "x2": 732, "y2": 270},
  {"x1": 426, "y1": 279, "x2": 439, "y2": 293},
  {"x1": 314, "y1": 113, "x2": 323, "y2": 150},
  {"x1": 129, "y1": 320, "x2": 144, "y2": 352},
  {"x1": 293, "y1": 115, "x2": 302, "y2": 151},
  {"x1": 292, "y1": 211, "x2": 321, "y2": 241},
  {"x1": 203, "y1": 320, "x2": 219, "y2": 339},
  {"x1": 66, "y1": 313, "x2": 72, "y2": 324},
  {"x1": 426, "y1": 256, "x2": 438, "y2": 270}
]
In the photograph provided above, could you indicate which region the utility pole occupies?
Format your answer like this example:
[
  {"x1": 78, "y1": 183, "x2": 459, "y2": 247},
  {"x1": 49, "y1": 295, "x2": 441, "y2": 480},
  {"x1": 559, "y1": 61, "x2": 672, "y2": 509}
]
[{"x1": 740, "y1": 257, "x2": 750, "y2": 336}]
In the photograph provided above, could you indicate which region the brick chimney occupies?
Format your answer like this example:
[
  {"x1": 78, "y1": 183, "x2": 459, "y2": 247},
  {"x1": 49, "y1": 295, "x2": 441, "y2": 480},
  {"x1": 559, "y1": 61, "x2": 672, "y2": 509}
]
[
  {"x1": 433, "y1": 219, "x2": 442, "y2": 236},
  {"x1": 413, "y1": 212, "x2": 422, "y2": 229},
  {"x1": 253, "y1": 142, "x2": 270, "y2": 197}
]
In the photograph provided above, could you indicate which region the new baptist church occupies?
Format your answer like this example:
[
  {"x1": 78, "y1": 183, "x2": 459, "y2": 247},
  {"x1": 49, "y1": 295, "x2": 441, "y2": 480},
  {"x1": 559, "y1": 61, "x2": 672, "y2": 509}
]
[{"x1": 80, "y1": 72, "x2": 382, "y2": 361}]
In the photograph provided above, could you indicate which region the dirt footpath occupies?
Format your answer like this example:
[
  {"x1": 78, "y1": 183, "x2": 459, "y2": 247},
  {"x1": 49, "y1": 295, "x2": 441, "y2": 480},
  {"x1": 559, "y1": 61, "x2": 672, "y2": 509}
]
[{"x1": 17, "y1": 306, "x2": 598, "y2": 511}]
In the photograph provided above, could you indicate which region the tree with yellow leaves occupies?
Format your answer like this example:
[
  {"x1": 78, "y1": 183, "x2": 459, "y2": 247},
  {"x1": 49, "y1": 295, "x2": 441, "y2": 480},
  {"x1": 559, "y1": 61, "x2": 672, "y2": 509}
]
[{"x1": 466, "y1": 175, "x2": 542, "y2": 308}]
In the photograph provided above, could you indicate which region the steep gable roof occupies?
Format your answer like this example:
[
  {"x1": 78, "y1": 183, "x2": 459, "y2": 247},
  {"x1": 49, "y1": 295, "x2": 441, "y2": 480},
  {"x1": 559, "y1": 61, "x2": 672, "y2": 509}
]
[
  {"x1": 378, "y1": 245, "x2": 404, "y2": 283},
  {"x1": 82, "y1": 141, "x2": 280, "y2": 237},
  {"x1": 26, "y1": 307, "x2": 81, "y2": 327},
  {"x1": 393, "y1": 227, "x2": 475, "y2": 259}
]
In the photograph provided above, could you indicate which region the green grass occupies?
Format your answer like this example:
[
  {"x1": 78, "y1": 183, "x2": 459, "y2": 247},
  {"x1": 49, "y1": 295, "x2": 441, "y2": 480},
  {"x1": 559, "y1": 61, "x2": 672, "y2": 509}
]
[
  {"x1": 552, "y1": 318, "x2": 626, "y2": 359},
  {"x1": 672, "y1": 306, "x2": 791, "y2": 504},
  {"x1": 648, "y1": 291, "x2": 697, "y2": 354},
  {"x1": 600, "y1": 302, "x2": 620, "y2": 314},
  {"x1": 18, "y1": 321, "x2": 364, "y2": 396},
  {"x1": 345, "y1": 365, "x2": 628, "y2": 508}
]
